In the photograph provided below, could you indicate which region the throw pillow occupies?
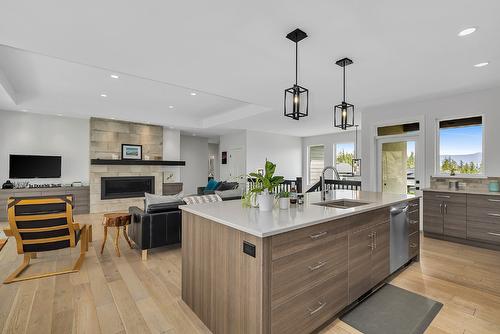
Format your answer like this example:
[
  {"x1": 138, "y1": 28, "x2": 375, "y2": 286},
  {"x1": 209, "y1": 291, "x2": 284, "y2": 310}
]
[
  {"x1": 215, "y1": 188, "x2": 242, "y2": 199},
  {"x1": 183, "y1": 194, "x2": 223, "y2": 205},
  {"x1": 205, "y1": 179, "x2": 220, "y2": 191},
  {"x1": 217, "y1": 181, "x2": 239, "y2": 191},
  {"x1": 145, "y1": 192, "x2": 183, "y2": 209}
]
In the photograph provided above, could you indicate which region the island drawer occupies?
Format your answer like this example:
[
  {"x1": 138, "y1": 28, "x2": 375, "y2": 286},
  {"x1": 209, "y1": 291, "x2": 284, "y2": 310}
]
[
  {"x1": 424, "y1": 191, "x2": 466, "y2": 204},
  {"x1": 467, "y1": 194, "x2": 500, "y2": 210},
  {"x1": 271, "y1": 233, "x2": 347, "y2": 307},
  {"x1": 467, "y1": 220, "x2": 500, "y2": 245},
  {"x1": 409, "y1": 207, "x2": 420, "y2": 235},
  {"x1": 409, "y1": 231, "x2": 419, "y2": 258},
  {"x1": 271, "y1": 218, "x2": 350, "y2": 260},
  {"x1": 271, "y1": 271, "x2": 348, "y2": 334}
]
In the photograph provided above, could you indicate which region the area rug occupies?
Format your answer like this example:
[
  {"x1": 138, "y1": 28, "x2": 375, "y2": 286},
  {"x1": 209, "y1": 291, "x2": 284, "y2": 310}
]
[{"x1": 340, "y1": 284, "x2": 443, "y2": 334}]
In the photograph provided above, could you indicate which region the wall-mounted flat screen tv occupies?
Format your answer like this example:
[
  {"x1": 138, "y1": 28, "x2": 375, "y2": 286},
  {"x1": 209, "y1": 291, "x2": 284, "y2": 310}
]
[{"x1": 9, "y1": 155, "x2": 62, "y2": 178}]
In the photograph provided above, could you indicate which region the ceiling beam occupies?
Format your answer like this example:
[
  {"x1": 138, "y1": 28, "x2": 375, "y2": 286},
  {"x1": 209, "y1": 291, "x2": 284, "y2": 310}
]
[{"x1": 0, "y1": 69, "x2": 18, "y2": 105}]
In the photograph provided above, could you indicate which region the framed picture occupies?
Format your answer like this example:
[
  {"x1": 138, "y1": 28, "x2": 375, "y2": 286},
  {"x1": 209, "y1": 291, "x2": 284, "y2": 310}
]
[
  {"x1": 121, "y1": 144, "x2": 142, "y2": 160},
  {"x1": 221, "y1": 151, "x2": 227, "y2": 165}
]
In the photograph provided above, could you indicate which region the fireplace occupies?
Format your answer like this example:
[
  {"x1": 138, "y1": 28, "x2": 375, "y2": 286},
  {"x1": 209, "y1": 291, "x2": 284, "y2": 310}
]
[{"x1": 101, "y1": 176, "x2": 155, "y2": 200}]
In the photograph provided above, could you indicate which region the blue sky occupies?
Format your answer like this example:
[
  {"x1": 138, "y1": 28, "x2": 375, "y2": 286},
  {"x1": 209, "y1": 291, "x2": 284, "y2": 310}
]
[
  {"x1": 336, "y1": 143, "x2": 354, "y2": 155},
  {"x1": 440, "y1": 125, "x2": 483, "y2": 155}
]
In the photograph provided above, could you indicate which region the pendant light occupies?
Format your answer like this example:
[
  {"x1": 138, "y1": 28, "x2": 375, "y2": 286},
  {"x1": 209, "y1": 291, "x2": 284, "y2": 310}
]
[
  {"x1": 284, "y1": 28, "x2": 309, "y2": 120},
  {"x1": 352, "y1": 124, "x2": 361, "y2": 176},
  {"x1": 334, "y1": 58, "x2": 354, "y2": 130}
]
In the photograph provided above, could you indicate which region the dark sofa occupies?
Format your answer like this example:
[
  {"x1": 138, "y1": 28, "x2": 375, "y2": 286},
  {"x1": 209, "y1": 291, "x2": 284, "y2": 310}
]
[{"x1": 128, "y1": 195, "x2": 240, "y2": 260}]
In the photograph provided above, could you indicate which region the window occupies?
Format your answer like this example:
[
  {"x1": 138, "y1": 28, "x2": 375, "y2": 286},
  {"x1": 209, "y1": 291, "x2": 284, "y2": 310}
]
[
  {"x1": 438, "y1": 116, "x2": 483, "y2": 175},
  {"x1": 335, "y1": 143, "x2": 355, "y2": 176},
  {"x1": 308, "y1": 145, "x2": 324, "y2": 183}
]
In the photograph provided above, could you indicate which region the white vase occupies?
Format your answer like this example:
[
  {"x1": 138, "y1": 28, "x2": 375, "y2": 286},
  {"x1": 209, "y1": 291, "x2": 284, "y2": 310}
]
[
  {"x1": 258, "y1": 192, "x2": 275, "y2": 212},
  {"x1": 279, "y1": 198, "x2": 290, "y2": 210}
]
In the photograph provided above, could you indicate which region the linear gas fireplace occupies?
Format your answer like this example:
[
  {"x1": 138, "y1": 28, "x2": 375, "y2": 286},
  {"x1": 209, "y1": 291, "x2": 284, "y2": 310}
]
[{"x1": 101, "y1": 176, "x2": 155, "y2": 200}]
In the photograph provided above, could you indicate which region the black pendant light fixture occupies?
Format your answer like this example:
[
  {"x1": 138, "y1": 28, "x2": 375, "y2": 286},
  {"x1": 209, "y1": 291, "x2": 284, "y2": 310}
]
[
  {"x1": 284, "y1": 28, "x2": 309, "y2": 120},
  {"x1": 334, "y1": 58, "x2": 354, "y2": 130}
]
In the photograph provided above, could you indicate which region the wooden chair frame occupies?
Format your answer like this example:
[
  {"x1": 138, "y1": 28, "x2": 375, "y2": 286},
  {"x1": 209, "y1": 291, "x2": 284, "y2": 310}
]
[{"x1": 3, "y1": 196, "x2": 92, "y2": 284}]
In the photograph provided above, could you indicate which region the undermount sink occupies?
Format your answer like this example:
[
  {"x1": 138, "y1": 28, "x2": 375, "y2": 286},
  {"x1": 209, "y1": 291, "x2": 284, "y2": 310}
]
[{"x1": 313, "y1": 199, "x2": 371, "y2": 209}]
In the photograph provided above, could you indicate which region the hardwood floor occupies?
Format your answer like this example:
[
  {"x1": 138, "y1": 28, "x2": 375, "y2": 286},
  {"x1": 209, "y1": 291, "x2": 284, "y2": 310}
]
[{"x1": 1, "y1": 213, "x2": 500, "y2": 334}]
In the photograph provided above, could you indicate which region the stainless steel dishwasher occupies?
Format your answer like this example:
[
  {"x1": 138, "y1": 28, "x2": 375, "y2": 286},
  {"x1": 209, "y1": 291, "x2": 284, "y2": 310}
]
[{"x1": 390, "y1": 203, "x2": 410, "y2": 273}]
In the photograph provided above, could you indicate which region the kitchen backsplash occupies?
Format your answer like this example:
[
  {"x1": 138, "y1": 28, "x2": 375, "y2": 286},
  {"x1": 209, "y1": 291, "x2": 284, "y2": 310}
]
[{"x1": 430, "y1": 176, "x2": 500, "y2": 191}]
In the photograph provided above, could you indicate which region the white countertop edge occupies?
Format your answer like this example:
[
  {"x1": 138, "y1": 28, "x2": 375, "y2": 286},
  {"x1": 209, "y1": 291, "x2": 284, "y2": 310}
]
[{"x1": 180, "y1": 196, "x2": 418, "y2": 238}]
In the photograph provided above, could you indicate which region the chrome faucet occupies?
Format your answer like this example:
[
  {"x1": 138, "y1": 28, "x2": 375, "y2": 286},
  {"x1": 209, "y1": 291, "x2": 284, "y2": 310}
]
[{"x1": 321, "y1": 166, "x2": 340, "y2": 201}]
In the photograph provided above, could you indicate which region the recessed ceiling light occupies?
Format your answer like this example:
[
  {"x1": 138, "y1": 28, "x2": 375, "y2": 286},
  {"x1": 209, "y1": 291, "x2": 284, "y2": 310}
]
[
  {"x1": 474, "y1": 62, "x2": 489, "y2": 68},
  {"x1": 100, "y1": 93, "x2": 108, "y2": 98},
  {"x1": 192, "y1": 133, "x2": 197, "y2": 136},
  {"x1": 169, "y1": 126, "x2": 174, "y2": 129},
  {"x1": 190, "y1": 92, "x2": 197, "y2": 96},
  {"x1": 168, "y1": 105, "x2": 174, "y2": 109},
  {"x1": 458, "y1": 27, "x2": 476, "y2": 37},
  {"x1": 57, "y1": 114, "x2": 63, "y2": 116},
  {"x1": 110, "y1": 117, "x2": 116, "y2": 120},
  {"x1": 20, "y1": 109, "x2": 28, "y2": 112},
  {"x1": 110, "y1": 74, "x2": 119, "y2": 79}
]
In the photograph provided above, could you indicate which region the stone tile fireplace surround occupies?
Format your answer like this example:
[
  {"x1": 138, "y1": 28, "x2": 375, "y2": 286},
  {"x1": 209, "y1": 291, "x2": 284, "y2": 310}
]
[{"x1": 90, "y1": 118, "x2": 165, "y2": 213}]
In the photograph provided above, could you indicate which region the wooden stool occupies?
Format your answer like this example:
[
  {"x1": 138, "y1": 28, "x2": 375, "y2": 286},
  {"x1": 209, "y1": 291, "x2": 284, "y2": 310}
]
[{"x1": 100, "y1": 213, "x2": 133, "y2": 257}]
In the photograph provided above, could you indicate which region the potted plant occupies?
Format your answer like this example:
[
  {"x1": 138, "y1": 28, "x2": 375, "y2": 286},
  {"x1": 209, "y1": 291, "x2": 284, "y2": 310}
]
[
  {"x1": 244, "y1": 160, "x2": 284, "y2": 211},
  {"x1": 278, "y1": 191, "x2": 290, "y2": 210}
]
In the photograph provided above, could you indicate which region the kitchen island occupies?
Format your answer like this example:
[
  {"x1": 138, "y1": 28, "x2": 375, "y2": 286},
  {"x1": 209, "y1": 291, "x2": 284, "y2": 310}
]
[{"x1": 180, "y1": 190, "x2": 420, "y2": 334}]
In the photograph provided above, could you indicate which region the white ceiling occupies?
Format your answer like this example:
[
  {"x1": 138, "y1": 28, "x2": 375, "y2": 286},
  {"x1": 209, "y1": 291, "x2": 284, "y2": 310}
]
[{"x1": 0, "y1": 0, "x2": 499, "y2": 137}]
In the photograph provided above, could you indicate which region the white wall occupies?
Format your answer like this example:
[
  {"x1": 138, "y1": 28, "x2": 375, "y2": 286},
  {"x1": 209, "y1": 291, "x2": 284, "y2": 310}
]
[
  {"x1": 208, "y1": 143, "x2": 220, "y2": 180},
  {"x1": 180, "y1": 135, "x2": 209, "y2": 195},
  {"x1": 246, "y1": 130, "x2": 302, "y2": 180},
  {"x1": 361, "y1": 86, "x2": 500, "y2": 191},
  {"x1": 301, "y1": 131, "x2": 359, "y2": 187},
  {"x1": 0, "y1": 110, "x2": 89, "y2": 184},
  {"x1": 162, "y1": 128, "x2": 182, "y2": 183},
  {"x1": 219, "y1": 131, "x2": 246, "y2": 181}
]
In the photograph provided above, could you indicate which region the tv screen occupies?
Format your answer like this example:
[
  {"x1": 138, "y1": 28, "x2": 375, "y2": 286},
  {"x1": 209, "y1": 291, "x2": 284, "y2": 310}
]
[{"x1": 9, "y1": 155, "x2": 62, "y2": 178}]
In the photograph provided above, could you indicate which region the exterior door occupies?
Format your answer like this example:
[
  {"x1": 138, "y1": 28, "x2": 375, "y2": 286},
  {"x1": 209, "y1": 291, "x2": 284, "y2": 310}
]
[{"x1": 377, "y1": 136, "x2": 421, "y2": 196}]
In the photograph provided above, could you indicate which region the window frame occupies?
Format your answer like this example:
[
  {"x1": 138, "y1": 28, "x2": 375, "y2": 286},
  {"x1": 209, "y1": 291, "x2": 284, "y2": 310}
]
[
  {"x1": 308, "y1": 144, "x2": 325, "y2": 185},
  {"x1": 435, "y1": 115, "x2": 486, "y2": 177}
]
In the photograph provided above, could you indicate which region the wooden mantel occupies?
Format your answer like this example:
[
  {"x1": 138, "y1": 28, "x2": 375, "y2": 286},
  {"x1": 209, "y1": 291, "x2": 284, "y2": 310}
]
[{"x1": 90, "y1": 159, "x2": 185, "y2": 166}]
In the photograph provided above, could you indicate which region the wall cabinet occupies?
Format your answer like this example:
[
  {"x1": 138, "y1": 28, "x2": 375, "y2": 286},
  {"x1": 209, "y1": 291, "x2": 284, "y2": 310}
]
[{"x1": 423, "y1": 190, "x2": 500, "y2": 249}]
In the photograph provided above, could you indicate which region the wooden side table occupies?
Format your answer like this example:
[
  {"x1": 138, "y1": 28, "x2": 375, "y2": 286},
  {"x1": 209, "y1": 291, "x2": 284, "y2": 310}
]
[{"x1": 100, "y1": 212, "x2": 133, "y2": 257}]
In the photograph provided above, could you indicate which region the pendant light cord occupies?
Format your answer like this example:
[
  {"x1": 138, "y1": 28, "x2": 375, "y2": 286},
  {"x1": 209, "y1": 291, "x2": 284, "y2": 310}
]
[
  {"x1": 343, "y1": 65, "x2": 346, "y2": 102},
  {"x1": 295, "y1": 42, "x2": 298, "y2": 85}
]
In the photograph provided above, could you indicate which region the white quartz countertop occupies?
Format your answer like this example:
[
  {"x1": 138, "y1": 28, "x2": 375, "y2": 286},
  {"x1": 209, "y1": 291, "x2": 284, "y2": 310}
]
[{"x1": 180, "y1": 190, "x2": 418, "y2": 237}]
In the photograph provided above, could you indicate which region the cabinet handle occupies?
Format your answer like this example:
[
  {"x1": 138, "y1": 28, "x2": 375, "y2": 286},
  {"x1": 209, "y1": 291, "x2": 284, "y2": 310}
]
[
  {"x1": 487, "y1": 213, "x2": 500, "y2": 218},
  {"x1": 309, "y1": 231, "x2": 328, "y2": 240},
  {"x1": 368, "y1": 232, "x2": 374, "y2": 250},
  {"x1": 308, "y1": 301, "x2": 326, "y2": 316},
  {"x1": 410, "y1": 242, "x2": 418, "y2": 248},
  {"x1": 374, "y1": 231, "x2": 377, "y2": 249},
  {"x1": 487, "y1": 232, "x2": 500, "y2": 237},
  {"x1": 487, "y1": 199, "x2": 500, "y2": 202},
  {"x1": 409, "y1": 220, "x2": 419, "y2": 225},
  {"x1": 444, "y1": 203, "x2": 448, "y2": 214},
  {"x1": 308, "y1": 260, "x2": 328, "y2": 271},
  {"x1": 439, "y1": 203, "x2": 443, "y2": 214},
  {"x1": 436, "y1": 195, "x2": 451, "y2": 199},
  {"x1": 410, "y1": 203, "x2": 419, "y2": 208}
]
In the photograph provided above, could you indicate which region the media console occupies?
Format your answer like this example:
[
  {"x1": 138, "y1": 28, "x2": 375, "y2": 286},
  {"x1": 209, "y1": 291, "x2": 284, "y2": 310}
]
[{"x1": 0, "y1": 186, "x2": 90, "y2": 222}]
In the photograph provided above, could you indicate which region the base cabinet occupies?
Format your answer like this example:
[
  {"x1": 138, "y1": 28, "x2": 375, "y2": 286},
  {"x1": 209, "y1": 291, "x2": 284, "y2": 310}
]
[
  {"x1": 348, "y1": 220, "x2": 390, "y2": 303},
  {"x1": 182, "y1": 203, "x2": 416, "y2": 334},
  {"x1": 423, "y1": 191, "x2": 500, "y2": 249}
]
